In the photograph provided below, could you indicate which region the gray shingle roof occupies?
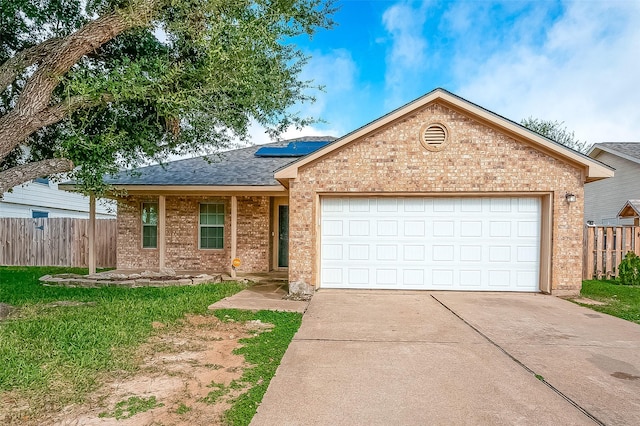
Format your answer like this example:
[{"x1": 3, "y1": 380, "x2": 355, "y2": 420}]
[
  {"x1": 594, "y1": 142, "x2": 640, "y2": 161},
  {"x1": 104, "y1": 136, "x2": 336, "y2": 186}
]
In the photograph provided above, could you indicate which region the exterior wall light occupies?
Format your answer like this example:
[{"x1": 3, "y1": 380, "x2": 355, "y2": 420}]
[{"x1": 565, "y1": 193, "x2": 577, "y2": 203}]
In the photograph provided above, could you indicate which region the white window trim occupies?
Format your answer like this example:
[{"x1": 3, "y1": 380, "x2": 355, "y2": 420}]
[
  {"x1": 199, "y1": 202, "x2": 225, "y2": 250},
  {"x1": 141, "y1": 202, "x2": 158, "y2": 249}
]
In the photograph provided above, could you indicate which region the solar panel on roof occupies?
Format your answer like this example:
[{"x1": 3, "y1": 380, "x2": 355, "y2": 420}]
[{"x1": 254, "y1": 141, "x2": 332, "y2": 157}]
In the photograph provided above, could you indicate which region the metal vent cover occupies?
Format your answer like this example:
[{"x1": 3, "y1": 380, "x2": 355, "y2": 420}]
[{"x1": 419, "y1": 123, "x2": 449, "y2": 151}]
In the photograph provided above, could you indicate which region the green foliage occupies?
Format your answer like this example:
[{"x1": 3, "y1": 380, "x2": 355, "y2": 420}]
[
  {"x1": 520, "y1": 117, "x2": 588, "y2": 153},
  {"x1": 213, "y1": 309, "x2": 302, "y2": 426},
  {"x1": 580, "y1": 280, "x2": 640, "y2": 324},
  {"x1": 0, "y1": 266, "x2": 242, "y2": 406},
  {"x1": 1, "y1": 0, "x2": 336, "y2": 194},
  {"x1": 99, "y1": 395, "x2": 164, "y2": 419},
  {"x1": 175, "y1": 402, "x2": 191, "y2": 414},
  {"x1": 617, "y1": 251, "x2": 640, "y2": 285},
  {"x1": 201, "y1": 381, "x2": 228, "y2": 404}
]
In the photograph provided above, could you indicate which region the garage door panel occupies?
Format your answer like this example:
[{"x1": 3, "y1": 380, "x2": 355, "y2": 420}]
[
  {"x1": 459, "y1": 270, "x2": 482, "y2": 287},
  {"x1": 320, "y1": 197, "x2": 540, "y2": 291},
  {"x1": 402, "y1": 269, "x2": 425, "y2": 286},
  {"x1": 376, "y1": 245, "x2": 398, "y2": 261}
]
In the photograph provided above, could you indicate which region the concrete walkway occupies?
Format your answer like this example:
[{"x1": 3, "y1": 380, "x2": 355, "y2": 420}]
[
  {"x1": 251, "y1": 291, "x2": 640, "y2": 425},
  {"x1": 208, "y1": 281, "x2": 309, "y2": 313}
]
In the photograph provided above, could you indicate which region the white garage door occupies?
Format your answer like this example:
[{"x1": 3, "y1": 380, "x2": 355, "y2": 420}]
[{"x1": 320, "y1": 197, "x2": 540, "y2": 291}]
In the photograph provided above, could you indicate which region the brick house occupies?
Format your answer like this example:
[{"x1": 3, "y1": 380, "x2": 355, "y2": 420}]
[{"x1": 84, "y1": 89, "x2": 613, "y2": 295}]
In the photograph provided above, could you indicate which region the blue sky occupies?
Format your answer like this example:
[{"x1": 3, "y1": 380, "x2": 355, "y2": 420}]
[{"x1": 253, "y1": 0, "x2": 640, "y2": 146}]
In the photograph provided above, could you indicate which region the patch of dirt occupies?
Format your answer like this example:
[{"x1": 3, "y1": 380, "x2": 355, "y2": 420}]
[
  {"x1": 570, "y1": 297, "x2": 608, "y2": 306},
  {"x1": 42, "y1": 301, "x2": 97, "y2": 308},
  {"x1": 0, "y1": 303, "x2": 15, "y2": 320},
  {"x1": 282, "y1": 293, "x2": 312, "y2": 302},
  {"x1": 34, "y1": 315, "x2": 273, "y2": 425}
]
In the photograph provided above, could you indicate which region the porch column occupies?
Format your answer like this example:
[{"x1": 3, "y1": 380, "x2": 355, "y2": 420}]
[
  {"x1": 88, "y1": 194, "x2": 96, "y2": 275},
  {"x1": 158, "y1": 195, "x2": 166, "y2": 271},
  {"x1": 231, "y1": 195, "x2": 238, "y2": 278}
]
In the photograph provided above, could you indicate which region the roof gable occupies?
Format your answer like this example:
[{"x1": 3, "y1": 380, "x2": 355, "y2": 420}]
[
  {"x1": 618, "y1": 199, "x2": 640, "y2": 218},
  {"x1": 275, "y1": 88, "x2": 613, "y2": 183},
  {"x1": 588, "y1": 143, "x2": 640, "y2": 166}
]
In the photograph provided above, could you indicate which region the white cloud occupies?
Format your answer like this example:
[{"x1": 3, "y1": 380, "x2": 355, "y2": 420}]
[
  {"x1": 381, "y1": 1, "x2": 430, "y2": 108},
  {"x1": 245, "y1": 120, "x2": 340, "y2": 146},
  {"x1": 456, "y1": 1, "x2": 640, "y2": 144},
  {"x1": 299, "y1": 48, "x2": 358, "y2": 122}
]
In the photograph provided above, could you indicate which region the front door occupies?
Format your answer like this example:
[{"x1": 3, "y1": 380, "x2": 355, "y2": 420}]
[{"x1": 278, "y1": 205, "x2": 289, "y2": 268}]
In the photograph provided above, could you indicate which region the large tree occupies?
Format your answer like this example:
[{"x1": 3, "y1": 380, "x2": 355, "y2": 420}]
[
  {"x1": 520, "y1": 117, "x2": 588, "y2": 153},
  {"x1": 0, "y1": 0, "x2": 334, "y2": 195}
]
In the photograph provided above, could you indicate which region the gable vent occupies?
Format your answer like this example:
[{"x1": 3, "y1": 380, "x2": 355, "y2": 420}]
[{"x1": 420, "y1": 123, "x2": 449, "y2": 152}]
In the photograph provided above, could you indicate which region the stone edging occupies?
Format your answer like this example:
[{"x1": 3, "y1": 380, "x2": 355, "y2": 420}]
[{"x1": 39, "y1": 272, "x2": 226, "y2": 288}]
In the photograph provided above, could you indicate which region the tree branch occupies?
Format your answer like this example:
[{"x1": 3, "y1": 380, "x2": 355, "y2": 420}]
[
  {"x1": 0, "y1": 38, "x2": 62, "y2": 93},
  {"x1": 0, "y1": 158, "x2": 74, "y2": 195},
  {"x1": 38, "y1": 94, "x2": 115, "y2": 129},
  {"x1": 15, "y1": 10, "x2": 141, "y2": 115},
  {"x1": 0, "y1": 0, "x2": 160, "y2": 160},
  {"x1": 0, "y1": 94, "x2": 113, "y2": 160}
]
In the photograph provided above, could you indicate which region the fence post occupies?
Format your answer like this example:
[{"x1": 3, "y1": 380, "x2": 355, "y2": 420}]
[
  {"x1": 595, "y1": 227, "x2": 603, "y2": 279},
  {"x1": 585, "y1": 227, "x2": 594, "y2": 279},
  {"x1": 624, "y1": 227, "x2": 632, "y2": 257}
]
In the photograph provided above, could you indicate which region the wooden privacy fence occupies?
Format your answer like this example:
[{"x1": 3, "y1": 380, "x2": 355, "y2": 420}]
[
  {"x1": 583, "y1": 225, "x2": 640, "y2": 279},
  {"x1": 0, "y1": 218, "x2": 116, "y2": 267}
]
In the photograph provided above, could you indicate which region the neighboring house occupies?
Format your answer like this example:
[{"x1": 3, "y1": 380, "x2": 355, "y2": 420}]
[
  {"x1": 585, "y1": 143, "x2": 640, "y2": 225},
  {"x1": 62, "y1": 88, "x2": 613, "y2": 295},
  {"x1": 0, "y1": 178, "x2": 115, "y2": 219}
]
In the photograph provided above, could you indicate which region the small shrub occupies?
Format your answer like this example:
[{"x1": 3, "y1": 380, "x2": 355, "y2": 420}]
[{"x1": 618, "y1": 251, "x2": 640, "y2": 285}]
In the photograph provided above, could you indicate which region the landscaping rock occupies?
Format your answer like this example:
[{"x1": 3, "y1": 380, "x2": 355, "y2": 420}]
[
  {"x1": 288, "y1": 280, "x2": 313, "y2": 296},
  {"x1": 140, "y1": 270, "x2": 161, "y2": 278},
  {"x1": 159, "y1": 267, "x2": 176, "y2": 276},
  {"x1": 40, "y1": 271, "x2": 231, "y2": 289}
]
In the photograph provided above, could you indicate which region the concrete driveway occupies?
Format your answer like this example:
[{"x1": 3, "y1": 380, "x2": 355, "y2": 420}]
[{"x1": 251, "y1": 291, "x2": 640, "y2": 425}]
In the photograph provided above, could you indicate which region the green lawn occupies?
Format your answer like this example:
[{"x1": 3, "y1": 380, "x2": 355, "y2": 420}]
[
  {"x1": 579, "y1": 280, "x2": 640, "y2": 324},
  {"x1": 0, "y1": 266, "x2": 302, "y2": 425}
]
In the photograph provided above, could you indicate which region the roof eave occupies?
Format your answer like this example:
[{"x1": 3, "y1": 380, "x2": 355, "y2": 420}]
[
  {"x1": 588, "y1": 144, "x2": 640, "y2": 166},
  {"x1": 58, "y1": 183, "x2": 288, "y2": 196}
]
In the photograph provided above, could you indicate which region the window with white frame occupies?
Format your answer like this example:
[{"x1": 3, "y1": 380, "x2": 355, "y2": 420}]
[
  {"x1": 142, "y1": 202, "x2": 158, "y2": 248},
  {"x1": 200, "y1": 203, "x2": 224, "y2": 249}
]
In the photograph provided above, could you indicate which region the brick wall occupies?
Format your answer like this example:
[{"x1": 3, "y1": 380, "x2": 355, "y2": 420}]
[
  {"x1": 117, "y1": 196, "x2": 160, "y2": 269},
  {"x1": 117, "y1": 195, "x2": 270, "y2": 273},
  {"x1": 288, "y1": 102, "x2": 584, "y2": 292},
  {"x1": 237, "y1": 196, "x2": 270, "y2": 272}
]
